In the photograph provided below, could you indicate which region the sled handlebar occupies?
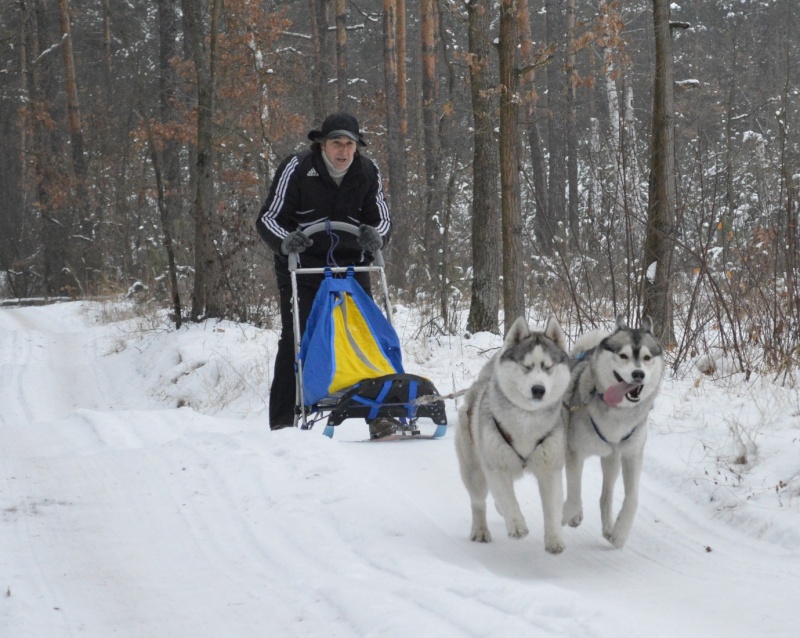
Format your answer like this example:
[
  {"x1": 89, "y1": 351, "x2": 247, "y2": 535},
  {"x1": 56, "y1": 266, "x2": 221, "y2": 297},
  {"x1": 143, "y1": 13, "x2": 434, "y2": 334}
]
[{"x1": 288, "y1": 221, "x2": 385, "y2": 271}]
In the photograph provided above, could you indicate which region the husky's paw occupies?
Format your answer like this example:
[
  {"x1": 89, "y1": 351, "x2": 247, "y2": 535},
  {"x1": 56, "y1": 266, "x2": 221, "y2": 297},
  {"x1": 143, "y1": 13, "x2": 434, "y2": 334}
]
[
  {"x1": 470, "y1": 526, "x2": 492, "y2": 543},
  {"x1": 603, "y1": 528, "x2": 628, "y2": 549},
  {"x1": 505, "y1": 518, "x2": 529, "y2": 539},
  {"x1": 562, "y1": 503, "x2": 583, "y2": 528},
  {"x1": 545, "y1": 535, "x2": 565, "y2": 554}
]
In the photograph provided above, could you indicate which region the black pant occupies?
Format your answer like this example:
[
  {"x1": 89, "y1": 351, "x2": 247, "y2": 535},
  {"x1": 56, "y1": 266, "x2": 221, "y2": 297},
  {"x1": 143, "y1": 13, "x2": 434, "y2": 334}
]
[{"x1": 269, "y1": 271, "x2": 372, "y2": 428}]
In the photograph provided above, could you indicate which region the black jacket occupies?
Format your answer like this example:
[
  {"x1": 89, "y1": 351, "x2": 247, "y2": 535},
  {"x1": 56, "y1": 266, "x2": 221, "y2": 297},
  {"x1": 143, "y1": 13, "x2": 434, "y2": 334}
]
[{"x1": 256, "y1": 148, "x2": 392, "y2": 283}]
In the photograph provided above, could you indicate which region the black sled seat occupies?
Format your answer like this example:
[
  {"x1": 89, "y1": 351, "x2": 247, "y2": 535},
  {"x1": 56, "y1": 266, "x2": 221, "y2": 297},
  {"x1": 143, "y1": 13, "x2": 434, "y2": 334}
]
[{"x1": 319, "y1": 373, "x2": 448, "y2": 438}]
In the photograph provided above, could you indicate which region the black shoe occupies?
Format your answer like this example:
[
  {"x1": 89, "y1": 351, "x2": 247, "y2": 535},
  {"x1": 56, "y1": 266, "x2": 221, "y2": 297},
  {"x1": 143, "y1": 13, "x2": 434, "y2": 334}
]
[
  {"x1": 270, "y1": 422, "x2": 294, "y2": 431},
  {"x1": 368, "y1": 417, "x2": 400, "y2": 439}
]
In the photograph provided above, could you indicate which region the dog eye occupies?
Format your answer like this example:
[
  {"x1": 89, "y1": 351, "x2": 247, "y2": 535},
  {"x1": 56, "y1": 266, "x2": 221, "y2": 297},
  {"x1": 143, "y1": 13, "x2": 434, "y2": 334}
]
[
  {"x1": 619, "y1": 353, "x2": 629, "y2": 360},
  {"x1": 643, "y1": 355, "x2": 651, "y2": 362}
]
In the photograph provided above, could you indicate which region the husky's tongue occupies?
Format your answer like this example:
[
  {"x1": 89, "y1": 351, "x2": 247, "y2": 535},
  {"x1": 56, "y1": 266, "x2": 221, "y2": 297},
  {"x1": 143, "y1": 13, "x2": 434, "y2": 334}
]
[{"x1": 602, "y1": 381, "x2": 639, "y2": 406}]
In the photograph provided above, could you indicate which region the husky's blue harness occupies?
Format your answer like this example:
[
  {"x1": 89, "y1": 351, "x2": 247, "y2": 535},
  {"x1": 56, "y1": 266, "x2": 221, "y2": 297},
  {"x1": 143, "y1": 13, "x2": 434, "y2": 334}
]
[{"x1": 590, "y1": 416, "x2": 638, "y2": 445}]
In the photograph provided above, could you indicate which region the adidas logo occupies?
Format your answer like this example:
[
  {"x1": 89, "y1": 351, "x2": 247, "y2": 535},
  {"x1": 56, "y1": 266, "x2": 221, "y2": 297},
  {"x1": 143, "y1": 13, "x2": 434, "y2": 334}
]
[{"x1": 307, "y1": 168, "x2": 319, "y2": 177}]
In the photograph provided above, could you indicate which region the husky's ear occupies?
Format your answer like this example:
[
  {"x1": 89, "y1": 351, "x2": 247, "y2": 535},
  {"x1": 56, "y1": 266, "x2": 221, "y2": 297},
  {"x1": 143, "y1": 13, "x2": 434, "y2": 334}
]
[
  {"x1": 544, "y1": 315, "x2": 568, "y2": 351},
  {"x1": 504, "y1": 316, "x2": 530, "y2": 348},
  {"x1": 641, "y1": 315, "x2": 654, "y2": 334},
  {"x1": 615, "y1": 315, "x2": 628, "y2": 331}
]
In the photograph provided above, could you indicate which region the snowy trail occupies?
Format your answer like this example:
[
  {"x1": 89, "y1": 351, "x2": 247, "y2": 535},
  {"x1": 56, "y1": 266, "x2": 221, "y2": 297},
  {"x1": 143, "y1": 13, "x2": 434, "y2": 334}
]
[{"x1": 1, "y1": 303, "x2": 799, "y2": 637}]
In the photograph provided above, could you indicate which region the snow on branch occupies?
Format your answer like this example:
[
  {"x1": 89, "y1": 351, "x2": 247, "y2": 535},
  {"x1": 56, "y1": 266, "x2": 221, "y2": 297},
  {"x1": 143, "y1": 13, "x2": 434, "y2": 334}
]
[
  {"x1": 675, "y1": 79, "x2": 700, "y2": 91},
  {"x1": 33, "y1": 33, "x2": 68, "y2": 65}
]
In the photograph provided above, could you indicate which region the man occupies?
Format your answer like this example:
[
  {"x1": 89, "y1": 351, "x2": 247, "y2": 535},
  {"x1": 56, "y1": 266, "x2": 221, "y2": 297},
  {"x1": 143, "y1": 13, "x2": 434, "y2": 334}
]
[{"x1": 256, "y1": 113, "x2": 395, "y2": 437}]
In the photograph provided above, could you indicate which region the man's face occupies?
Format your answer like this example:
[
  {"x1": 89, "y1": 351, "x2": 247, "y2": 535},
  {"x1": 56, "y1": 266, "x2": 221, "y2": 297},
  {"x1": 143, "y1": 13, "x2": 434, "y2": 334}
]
[{"x1": 321, "y1": 137, "x2": 357, "y2": 171}]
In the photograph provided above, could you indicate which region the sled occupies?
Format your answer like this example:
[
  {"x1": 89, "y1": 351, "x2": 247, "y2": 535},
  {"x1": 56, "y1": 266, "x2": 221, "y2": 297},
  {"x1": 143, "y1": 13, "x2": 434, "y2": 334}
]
[{"x1": 288, "y1": 221, "x2": 447, "y2": 439}]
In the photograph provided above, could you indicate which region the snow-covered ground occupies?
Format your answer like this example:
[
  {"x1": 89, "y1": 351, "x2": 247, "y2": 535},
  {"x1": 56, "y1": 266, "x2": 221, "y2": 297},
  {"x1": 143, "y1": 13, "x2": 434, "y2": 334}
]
[{"x1": 1, "y1": 300, "x2": 799, "y2": 637}]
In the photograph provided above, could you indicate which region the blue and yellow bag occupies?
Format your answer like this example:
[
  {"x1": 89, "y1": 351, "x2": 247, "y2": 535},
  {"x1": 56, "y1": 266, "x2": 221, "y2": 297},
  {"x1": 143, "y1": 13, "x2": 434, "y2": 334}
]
[{"x1": 299, "y1": 268, "x2": 404, "y2": 406}]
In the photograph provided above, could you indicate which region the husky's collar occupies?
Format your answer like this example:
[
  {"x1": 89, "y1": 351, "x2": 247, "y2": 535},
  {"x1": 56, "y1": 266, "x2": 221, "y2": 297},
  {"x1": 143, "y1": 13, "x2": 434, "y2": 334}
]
[
  {"x1": 562, "y1": 387, "x2": 603, "y2": 413},
  {"x1": 590, "y1": 415, "x2": 638, "y2": 445},
  {"x1": 492, "y1": 416, "x2": 557, "y2": 467}
]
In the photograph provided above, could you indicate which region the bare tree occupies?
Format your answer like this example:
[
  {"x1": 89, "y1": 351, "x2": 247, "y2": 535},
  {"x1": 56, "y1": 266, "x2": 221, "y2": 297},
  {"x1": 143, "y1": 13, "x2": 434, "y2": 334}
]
[
  {"x1": 465, "y1": 0, "x2": 501, "y2": 334},
  {"x1": 420, "y1": 0, "x2": 440, "y2": 241},
  {"x1": 545, "y1": 0, "x2": 567, "y2": 250},
  {"x1": 310, "y1": 0, "x2": 331, "y2": 123},
  {"x1": 642, "y1": 0, "x2": 676, "y2": 343},
  {"x1": 565, "y1": 0, "x2": 579, "y2": 239},
  {"x1": 396, "y1": 0, "x2": 408, "y2": 139},
  {"x1": 58, "y1": 0, "x2": 97, "y2": 290},
  {"x1": 499, "y1": 0, "x2": 525, "y2": 331},
  {"x1": 383, "y1": 0, "x2": 409, "y2": 281},
  {"x1": 156, "y1": 0, "x2": 183, "y2": 326},
  {"x1": 183, "y1": 0, "x2": 223, "y2": 320},
  {"x1": 518, "y1": 0, "x2": 550, "y2": 247},
  {"x1": 56, "y1": 0, "x2": 87, "y2": 194},
  {"x1": 335, "y1": 0, "x2": 347, "y2": 110}
]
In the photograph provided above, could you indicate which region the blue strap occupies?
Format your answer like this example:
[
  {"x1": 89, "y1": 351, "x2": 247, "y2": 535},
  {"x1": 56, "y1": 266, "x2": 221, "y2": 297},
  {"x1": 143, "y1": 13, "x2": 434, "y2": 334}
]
[
  {"x1": 591, "y1": 415, "x2": 637, "y2": 444},
  {"x1": 325, "y1": 219, "x2": 340, "y2": 267},
  {"x1": 351, "y1": 380, "x2": 393, "y2": 421},
  {"x1": 407, "y1": 381, "x2": 418, "y2": 419}
]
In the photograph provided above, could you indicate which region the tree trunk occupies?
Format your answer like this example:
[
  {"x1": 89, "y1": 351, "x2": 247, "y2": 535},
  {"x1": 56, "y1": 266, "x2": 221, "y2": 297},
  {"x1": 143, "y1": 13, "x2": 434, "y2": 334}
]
[
  {"x1": 723, "y1": 38, "x2": 738, "y2": 264},
  {"x1": 57, "y1": 0, "x2": 95, "y2": 291},
  {"x1": 143, "y1": 115, "x2": 182, "y2": 328},
  {"x1": 30, "y1": 0, "x2": 70, "y2": 295},
  {"x1": 335, "y1": 0, "x2": 347, "y2": 110},
  {"x1": 566, "y1": 0, "x2": 579, "y2": 241},
  {"x1": 642, "y1": 0, "x2": 676, "y2": 343},
  {"x1": 546, "y1": 0, "x2": 567, "y2": 249},
  {"x1": 517, "y1": 0, "x2": 550, "y2": 247},
  {"x1": 499, "y1": 0, "x2": 525, "y2": 331},
  {"x1": 465, "y1": 0, "x2": 501, "y2": 335},
  {"x1": 383, "y1": 0, "x2": 409, "y2": 282},
  {"x1": 420, "y1": 0, "x2": 443, "y2": 295},
  {"x1": 57, "y1": 0, "x2": 87, "y2": 189},
  {"x1": 309, "y1": 0, "x2": 330, "y2": 124},
  {"x1": 396, "y1": 0, "x2": 408, "y2": 138},
  {"x1": 157, "y1": 0, "x2": 183, "y2": 327},
  {"x1": 101, "y1": 0, "x2": 112, "y2": 102},
  {"x1": 184, "y1": 0, "x2": 223, "y2": 320}
]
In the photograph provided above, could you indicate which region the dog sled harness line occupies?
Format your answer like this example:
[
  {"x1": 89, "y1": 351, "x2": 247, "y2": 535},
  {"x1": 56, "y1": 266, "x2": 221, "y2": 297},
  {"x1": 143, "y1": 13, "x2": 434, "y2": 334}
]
[
  {"x1": 589, "y1": 416, "x2": 638, "y2": 445},
  {"x1": 299, "y1": 267, "x2": 404, "y2": 405},
  {"x1": 492, "y1": 416, "x2": 558, "y2": 467}
]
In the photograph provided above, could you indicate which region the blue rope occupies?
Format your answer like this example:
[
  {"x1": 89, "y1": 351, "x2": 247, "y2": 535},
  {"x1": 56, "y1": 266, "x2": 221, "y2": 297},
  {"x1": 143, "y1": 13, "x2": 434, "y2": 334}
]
[
  {"x1": 407, "y1": 381, "x2": 418, "y2": 419},
  {"x1": 351, "y1": 380, "x2": 394, "y2": 421},
  {"x1": 325, "y1": 219, "x2": 340, "y2": 267}
]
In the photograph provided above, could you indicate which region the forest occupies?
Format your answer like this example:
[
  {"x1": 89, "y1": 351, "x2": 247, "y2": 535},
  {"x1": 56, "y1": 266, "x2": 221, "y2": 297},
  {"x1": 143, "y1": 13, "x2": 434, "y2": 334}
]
[{"x1": 0, "y1": 0, "x2": 798, "y2": 378}]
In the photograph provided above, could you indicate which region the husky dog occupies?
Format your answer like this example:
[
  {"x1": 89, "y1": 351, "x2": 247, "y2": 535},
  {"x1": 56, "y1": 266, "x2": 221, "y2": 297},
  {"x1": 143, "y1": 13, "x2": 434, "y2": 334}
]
[
  {"x1": 455, "y1": 316, "x2": 571, "y2": 554},
  {"x1": 561, "y1": 316, "x2": 664, "y2": 549}
]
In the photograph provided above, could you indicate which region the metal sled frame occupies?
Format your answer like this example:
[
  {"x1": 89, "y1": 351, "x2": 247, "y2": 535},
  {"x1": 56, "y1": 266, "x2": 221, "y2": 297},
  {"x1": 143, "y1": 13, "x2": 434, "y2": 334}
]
[{"x1": 288, "y1": 221, "x2": 447, "y2": 439}]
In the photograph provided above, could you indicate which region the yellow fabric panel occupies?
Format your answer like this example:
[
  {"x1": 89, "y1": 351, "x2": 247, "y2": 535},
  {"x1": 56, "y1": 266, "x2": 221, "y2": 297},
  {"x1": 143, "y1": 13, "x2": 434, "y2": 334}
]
[{"x1": 329, "y1": 293, "x2": 396, "y2": 394}]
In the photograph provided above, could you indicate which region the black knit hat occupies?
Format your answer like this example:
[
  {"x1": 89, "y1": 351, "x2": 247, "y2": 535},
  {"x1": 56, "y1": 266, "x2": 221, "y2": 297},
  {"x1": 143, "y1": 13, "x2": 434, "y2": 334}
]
[{"x1": 308, "y1": 112, "x2": 367, "y2": 146}]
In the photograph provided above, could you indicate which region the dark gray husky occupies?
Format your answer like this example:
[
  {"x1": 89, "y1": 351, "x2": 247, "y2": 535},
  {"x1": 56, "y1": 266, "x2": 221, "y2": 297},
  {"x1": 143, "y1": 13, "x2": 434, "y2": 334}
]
[{"x1": 561, "y1": 316, "x2": 664, "y2": 548}]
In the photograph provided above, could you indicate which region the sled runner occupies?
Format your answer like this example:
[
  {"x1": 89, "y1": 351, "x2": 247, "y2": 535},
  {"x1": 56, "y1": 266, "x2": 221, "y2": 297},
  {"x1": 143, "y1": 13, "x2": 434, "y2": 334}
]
[{"x1": 288, "y1": 222, "x2": 447, "y2": 439}]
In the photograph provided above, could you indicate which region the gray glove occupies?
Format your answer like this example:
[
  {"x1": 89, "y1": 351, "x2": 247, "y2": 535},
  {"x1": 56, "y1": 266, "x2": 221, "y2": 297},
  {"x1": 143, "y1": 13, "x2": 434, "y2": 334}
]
[
  {"x1": 358, "y1": 225, "x2": 383, "y2": 252},
  {"x1": 281, "y1": 230, "x2": 313, "y2": 255}
]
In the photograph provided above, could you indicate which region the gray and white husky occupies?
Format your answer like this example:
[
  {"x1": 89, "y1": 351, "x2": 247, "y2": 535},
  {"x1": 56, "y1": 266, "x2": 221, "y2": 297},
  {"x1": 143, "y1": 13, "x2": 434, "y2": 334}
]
[
  {"x1": 455, "y1": 316, "x2": 571, "y2": 554},
  {"x1": 561, "y1": 316, "x2": 665, "y2": 549}
]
